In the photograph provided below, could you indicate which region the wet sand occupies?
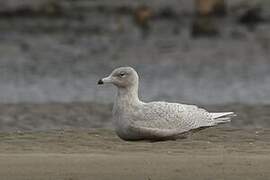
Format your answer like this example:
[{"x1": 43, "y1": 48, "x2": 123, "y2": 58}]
[
  {"x1": 1, "y1": 103, "x2": 270, "y2": 132},
  {"x1": 0, "y1": 128, "x2": 269, "y2": 180}
]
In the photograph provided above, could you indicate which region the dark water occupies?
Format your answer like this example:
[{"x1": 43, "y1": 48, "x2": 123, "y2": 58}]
[{"x1": 0, "y1": 1, "x2": 269, "y2": 105}]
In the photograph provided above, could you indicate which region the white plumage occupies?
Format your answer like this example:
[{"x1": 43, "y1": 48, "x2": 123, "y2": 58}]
[{"x1": 98, "y1": 67, "x2": 235, "y2": 141}]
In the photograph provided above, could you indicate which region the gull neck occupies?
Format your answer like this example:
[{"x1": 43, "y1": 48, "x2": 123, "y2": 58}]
[{"x1": 116, "y1": 85, "x2": 141, "y2": 106}]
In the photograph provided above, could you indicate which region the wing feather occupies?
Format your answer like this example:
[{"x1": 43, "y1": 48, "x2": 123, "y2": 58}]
[{"x1": 132, "y1": 102, "x2": 213, "y2": 131}]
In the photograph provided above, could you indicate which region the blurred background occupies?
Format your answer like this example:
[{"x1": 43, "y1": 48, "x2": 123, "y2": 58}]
[{"x1": 0, "y1": 0, "x2": 269, "y2": 132}]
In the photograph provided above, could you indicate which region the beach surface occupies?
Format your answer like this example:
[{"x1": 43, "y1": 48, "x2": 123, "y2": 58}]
[{"x1": 0, "y1": 128, "x2": 269, "y2": 180}]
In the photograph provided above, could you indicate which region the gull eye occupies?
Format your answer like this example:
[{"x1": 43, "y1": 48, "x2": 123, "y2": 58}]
[{"x1": 119, "y1": 72, "x2": 125, "y2": 77}]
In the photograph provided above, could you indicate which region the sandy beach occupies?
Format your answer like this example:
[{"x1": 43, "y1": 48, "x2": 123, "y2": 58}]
[{"x1": 0, "y1": 128, "x2": 269, "y2": 180}]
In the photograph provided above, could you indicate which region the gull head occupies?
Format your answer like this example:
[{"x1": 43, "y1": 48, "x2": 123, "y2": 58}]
[{"x1": 98, "y1": 67, "x2": 139, "y2": 88}]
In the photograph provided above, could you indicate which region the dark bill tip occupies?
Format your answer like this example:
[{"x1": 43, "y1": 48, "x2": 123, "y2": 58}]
[{"x1": 97, "y1": 79, "x2": 104, "y2": 85}]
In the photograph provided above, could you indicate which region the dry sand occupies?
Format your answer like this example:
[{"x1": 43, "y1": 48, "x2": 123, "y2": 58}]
[{"x1": 0, "y1": 127, "x2": 269, "y2": 180}]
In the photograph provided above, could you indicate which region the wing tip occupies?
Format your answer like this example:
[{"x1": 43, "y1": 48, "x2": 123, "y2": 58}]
[{"x1": 211, "y1": 112, "x2": 236, "y2": 119}]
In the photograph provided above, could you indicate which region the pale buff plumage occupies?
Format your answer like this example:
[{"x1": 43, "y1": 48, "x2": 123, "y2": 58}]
[{"x1": 98, "y1": 67, "x2": 235, "y2": 141}]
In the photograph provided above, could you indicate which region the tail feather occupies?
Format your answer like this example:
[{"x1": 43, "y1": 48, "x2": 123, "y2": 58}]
[{"x1": 210, "y1": 112, "x2": 236, "y2": 124}]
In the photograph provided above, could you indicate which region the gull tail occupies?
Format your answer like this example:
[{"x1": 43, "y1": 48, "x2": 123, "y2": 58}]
[{"x1": 211, "y1": 112, "x2": 236, "y2": 124}]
